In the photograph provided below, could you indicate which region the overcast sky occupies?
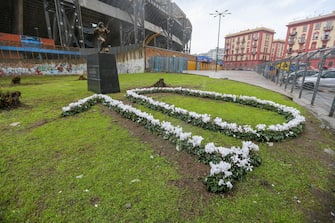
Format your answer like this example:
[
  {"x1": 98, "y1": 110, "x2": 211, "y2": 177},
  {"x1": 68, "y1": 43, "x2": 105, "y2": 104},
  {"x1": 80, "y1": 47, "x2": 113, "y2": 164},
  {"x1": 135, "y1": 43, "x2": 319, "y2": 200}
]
[{"x1": 173, "y1": 0, "x2": 334, "y2": 54}]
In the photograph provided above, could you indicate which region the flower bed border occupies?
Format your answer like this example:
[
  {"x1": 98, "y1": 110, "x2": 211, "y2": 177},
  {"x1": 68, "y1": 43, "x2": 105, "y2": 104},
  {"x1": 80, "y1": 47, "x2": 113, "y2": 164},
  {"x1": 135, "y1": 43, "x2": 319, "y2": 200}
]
[{"x1": 126, "y1": 87, "x2": 305, "y2": 142}]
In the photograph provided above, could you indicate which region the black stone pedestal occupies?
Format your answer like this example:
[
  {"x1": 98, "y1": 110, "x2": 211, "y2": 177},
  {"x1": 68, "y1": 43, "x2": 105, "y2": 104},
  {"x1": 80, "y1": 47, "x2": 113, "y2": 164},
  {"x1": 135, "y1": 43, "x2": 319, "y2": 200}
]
[{"x1": 87, "y1": 53, "x2": 120, "y2": 94}]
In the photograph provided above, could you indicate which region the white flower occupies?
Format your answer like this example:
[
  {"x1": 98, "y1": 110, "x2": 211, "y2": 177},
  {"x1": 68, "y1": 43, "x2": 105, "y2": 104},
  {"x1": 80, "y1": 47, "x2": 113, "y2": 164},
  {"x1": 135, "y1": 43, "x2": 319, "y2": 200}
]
[
  {"x1": 256, "y1": 124, "x2": 267, "y2": 131},
  {"x1": 243, "y1": 141, "x2": 259, "y2": 151},
  {"x1": 205, "y1": 143, "x2": 216, "y2": 154},
  {"x1": 226, "y1": 181, "x2": 233, "y2": 189},
  {"x1": 188, "y1": 135, "x2": 203, "y2": 147},
  {"x1": 216, "y1": 147, "x2": 232, "y2": 158},
  {"x1": 179, "y1": 132, "x2": 192, "y2": 141},
  {"x1": 209, "y1": 161, "x2": 232, "y2": 177},
  {"x1": 245, "y1": 164, "x2": 253, "y2": 172},
  {"x1": 202, "y1": 114, "x2": 211, "y2": 123}
]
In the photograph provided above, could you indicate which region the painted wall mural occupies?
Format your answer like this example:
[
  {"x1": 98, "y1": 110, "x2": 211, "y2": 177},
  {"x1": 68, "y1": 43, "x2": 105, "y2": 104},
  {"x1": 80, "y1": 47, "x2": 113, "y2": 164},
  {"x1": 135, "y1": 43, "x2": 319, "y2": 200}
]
[{"x1": 0, "y1": 62, "x2": 86, "y2": 76}]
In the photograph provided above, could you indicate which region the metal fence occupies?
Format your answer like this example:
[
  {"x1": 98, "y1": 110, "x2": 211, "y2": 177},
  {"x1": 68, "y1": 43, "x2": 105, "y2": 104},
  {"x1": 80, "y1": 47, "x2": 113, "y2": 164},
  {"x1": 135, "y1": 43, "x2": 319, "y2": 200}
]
[
  {"x1": 147, "y1": 56, "x2": 188, "y2": 73},
  {"x1": 256, "y1": 47, "x2": 335, "y2": 117}
]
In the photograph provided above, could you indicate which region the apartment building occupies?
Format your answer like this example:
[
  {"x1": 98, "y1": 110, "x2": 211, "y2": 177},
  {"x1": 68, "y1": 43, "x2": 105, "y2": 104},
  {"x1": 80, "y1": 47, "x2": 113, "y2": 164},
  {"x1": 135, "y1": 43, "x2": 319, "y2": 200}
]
[
  {"x1": 284, "y1": 11, "x2": 335, "y2": 56},
  {"x1": 270, "y1": 39, "x2": 285, "y2": 61},
  {"x1": 224, "y1": 27, "x2": 275, "y2": 70}
]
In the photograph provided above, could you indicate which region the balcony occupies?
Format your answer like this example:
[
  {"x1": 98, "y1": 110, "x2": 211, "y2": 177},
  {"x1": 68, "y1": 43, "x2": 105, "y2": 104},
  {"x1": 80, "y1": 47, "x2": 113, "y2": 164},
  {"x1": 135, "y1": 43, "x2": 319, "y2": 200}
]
[
  {"x1": 252, "y1": 43, "x2": 257, "y2": 48},
  {"x1": 323, "y1": 25, "x2": 333, "y2": 31},
  {"x1": 288, "y1": 39, "x2": 295, "y2": 45},
  {"x1": 240, "y1": 44, "x2": 245, "y2": 49},
  {"x1": 289, "y1": 30, "x2": 297, "y2": 36},
  {"x1": 298, "y1": 38, "x2": 306, "y2": 44},
  {"x1": 321, "y1": 35, "x2": 330, "y2": 41},
  {"x1": 253, "y1": 36, "x2": 258, "y2": 41}
]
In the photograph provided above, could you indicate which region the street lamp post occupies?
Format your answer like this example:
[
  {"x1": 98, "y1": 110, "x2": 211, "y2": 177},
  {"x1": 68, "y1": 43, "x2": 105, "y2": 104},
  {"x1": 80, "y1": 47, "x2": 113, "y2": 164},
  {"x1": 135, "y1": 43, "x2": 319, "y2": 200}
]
[{"x1": 210, "y1": 10, "x2": 231, "y2": 72}]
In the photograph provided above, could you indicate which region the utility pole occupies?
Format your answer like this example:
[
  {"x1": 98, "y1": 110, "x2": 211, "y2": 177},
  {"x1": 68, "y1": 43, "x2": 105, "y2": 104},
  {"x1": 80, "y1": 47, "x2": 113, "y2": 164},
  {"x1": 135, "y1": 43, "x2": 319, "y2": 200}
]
[{"x1": 210, "y1": 10, "x2": 231, "y2": 72}]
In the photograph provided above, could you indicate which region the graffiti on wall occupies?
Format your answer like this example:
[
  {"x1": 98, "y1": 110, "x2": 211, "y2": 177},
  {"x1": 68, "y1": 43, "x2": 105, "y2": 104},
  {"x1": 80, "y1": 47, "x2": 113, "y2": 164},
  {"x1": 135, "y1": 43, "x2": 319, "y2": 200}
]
[
  {"x1": 0, "y1": 62, "x2": 86, "y2": 76},
  {"x1": 0, "y1": 59, "x2": 144, "y2": 76}
]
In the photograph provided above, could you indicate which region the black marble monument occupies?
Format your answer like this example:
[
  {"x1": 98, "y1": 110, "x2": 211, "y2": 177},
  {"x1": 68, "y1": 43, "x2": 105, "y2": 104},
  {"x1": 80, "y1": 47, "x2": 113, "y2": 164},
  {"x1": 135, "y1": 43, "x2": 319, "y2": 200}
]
[{"x1": 87, "y1": 53, "x2": 120, "y2": 94}]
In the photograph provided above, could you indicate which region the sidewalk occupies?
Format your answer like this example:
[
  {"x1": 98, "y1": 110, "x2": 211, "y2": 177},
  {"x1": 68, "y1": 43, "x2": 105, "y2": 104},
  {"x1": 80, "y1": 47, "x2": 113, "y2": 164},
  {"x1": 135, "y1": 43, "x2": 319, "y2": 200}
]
[{"x1": 183, "y1": 70, "x2": 335, "y2": 131}]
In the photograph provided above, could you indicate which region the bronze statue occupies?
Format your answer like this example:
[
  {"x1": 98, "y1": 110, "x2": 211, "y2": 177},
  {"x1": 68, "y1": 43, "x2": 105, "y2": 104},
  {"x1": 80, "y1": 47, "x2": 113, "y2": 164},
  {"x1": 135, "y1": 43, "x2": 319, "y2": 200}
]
[{"x1": 94, "y1": 22, "x2": 110, "y2": 53}]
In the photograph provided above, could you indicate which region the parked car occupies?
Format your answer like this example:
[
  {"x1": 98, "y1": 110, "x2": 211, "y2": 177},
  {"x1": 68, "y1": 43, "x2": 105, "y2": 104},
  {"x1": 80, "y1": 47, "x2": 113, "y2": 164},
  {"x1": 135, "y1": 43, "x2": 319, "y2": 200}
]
[
  {"x1": 296, "y1": 69, "x2": 335, "y2": 90},
  {"x1": 282, "y1": 70, "x2": 319, "y2": 83}
]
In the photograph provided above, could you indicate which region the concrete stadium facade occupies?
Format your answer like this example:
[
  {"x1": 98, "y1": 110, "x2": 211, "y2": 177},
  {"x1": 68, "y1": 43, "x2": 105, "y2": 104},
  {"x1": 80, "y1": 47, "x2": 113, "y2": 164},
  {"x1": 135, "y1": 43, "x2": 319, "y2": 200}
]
[{"x1": 0, "y1": 0, "x2": 192, "y2": 53}]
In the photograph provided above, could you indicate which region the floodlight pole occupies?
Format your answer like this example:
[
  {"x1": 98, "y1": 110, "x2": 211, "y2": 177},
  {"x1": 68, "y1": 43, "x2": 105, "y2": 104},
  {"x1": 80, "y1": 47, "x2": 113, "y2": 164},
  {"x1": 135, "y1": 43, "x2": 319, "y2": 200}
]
[{"x1": 210, "y1": 10, "x2": 231, "y2": 72}]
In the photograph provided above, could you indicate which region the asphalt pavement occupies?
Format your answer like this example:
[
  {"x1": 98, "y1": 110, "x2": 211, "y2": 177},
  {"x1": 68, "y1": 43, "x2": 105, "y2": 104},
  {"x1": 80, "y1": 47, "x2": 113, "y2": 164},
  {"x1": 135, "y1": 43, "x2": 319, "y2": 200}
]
[{"x1": 183, "y1": 70, "x2": 335, "y2": 131}]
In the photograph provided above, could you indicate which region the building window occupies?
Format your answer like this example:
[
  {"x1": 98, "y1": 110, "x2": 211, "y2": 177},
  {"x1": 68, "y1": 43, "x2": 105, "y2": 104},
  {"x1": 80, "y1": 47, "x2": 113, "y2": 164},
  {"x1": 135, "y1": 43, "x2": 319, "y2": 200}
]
[
  {"x1": 313, "y1": 32, "x2": 319, "y2": 40},
  {"x1": 265, "y1": 33, "x2": 269, "y2": 40},
  {"x1": 311, "y1": 42, "x2": 316, "y2": 49},
  {"x1": 326, "y1": 20, "x2": 334, "y2": 27},
  {"x1": 303, "y1": 25, "x2": 307, "y2": 32},
  {"x1": 315, "y1": 22, "x2": 321, "y2": 30},
  {"x1": 291, "y1": 28, "x2": 297, "y2": 35}
]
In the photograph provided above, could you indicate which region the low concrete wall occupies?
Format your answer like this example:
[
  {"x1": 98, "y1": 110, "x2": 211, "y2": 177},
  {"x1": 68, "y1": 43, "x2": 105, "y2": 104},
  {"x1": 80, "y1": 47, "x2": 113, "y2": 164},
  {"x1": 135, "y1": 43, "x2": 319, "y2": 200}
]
[
  {"x1": 0, "y1": 60, "x2": 86, "y2": 76},
  {"x1": 0, "y1": 45, "x2": 202, "y2": 76},
  {"x1": 114, "y1": 47, "x2": 145, "y2": 74}
]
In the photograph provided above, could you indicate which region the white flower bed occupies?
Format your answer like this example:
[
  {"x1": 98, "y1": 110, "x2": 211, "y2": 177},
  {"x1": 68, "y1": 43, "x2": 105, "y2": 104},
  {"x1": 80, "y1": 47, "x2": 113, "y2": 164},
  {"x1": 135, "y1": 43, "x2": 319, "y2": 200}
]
[
  {"x1": 126, "y1": 87, "x2": 305, "y2": 142},
  {"x1": 61, "y1": 87, "x2": 305, "y2": 193}
]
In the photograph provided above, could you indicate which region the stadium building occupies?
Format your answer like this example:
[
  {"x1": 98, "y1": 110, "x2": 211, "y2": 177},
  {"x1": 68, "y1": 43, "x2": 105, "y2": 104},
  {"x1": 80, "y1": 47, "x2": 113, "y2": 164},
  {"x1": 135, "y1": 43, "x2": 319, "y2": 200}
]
[{"x1": 0, "y1": 0, "x2": 192, "y2": 55}]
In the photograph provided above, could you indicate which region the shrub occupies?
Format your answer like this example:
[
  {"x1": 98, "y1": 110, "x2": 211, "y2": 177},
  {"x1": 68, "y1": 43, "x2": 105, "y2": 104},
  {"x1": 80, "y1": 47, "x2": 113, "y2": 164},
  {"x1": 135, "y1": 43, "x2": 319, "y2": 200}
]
[
  {"x1": 11, "y1": 75, "x2": 21, "y2": 84},
  {"x1": 0, "y1": 90, "x2": 21, "y2": 109}
]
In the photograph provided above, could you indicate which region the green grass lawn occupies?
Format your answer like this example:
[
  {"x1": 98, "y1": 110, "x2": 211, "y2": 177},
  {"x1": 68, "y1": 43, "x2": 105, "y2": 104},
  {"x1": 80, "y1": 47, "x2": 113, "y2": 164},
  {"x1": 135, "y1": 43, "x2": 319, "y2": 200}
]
[{"x1": 0, "y1": 73, "x2": 334, "y2": 222}]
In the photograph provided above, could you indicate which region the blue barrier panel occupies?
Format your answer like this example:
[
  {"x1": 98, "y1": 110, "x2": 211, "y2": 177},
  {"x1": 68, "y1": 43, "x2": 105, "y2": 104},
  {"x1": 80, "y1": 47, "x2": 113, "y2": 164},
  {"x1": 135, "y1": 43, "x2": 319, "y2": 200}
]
[
  {"x1": 147, "y1": 56, "x2": 188, "y2": 73},
  {"x1": 0, "y1": 45, "x2": 80, "y2": 55},
  {"x1": 20, "y1": 35, "x2": 42, "y2": 48}
]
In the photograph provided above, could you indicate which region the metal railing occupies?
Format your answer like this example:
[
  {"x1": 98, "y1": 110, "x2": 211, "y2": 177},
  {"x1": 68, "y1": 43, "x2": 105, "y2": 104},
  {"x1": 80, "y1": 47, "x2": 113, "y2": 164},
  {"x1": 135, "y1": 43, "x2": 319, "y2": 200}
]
[
  {"x1": 257, "y1": 47, "x2": 335, "y2": 117},
  {"x1": 0, "y1": 40, "x2": 82, "y2": 61}
]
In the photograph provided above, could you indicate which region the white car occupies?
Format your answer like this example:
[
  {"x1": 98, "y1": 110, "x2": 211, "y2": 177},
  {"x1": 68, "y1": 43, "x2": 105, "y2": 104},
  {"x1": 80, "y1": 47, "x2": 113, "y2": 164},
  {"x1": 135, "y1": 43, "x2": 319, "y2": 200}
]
[{"x1": 296, "y1": 69, "x2": 335, "y2": 90}]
